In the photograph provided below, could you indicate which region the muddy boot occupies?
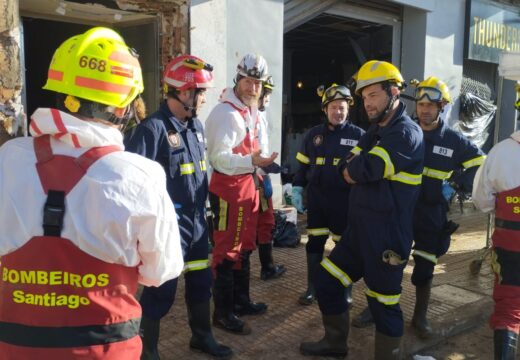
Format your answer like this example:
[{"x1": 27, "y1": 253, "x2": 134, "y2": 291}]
[
  {"x1": 494, "y1": 329, "x2": 518, "y2": 360},
  {"x1": 233, "y1": 251, "x2": 268, "y2": 316},
  {"x1": 351, "y1": 306, "x2": 374, "y2": 328},
  {"x1": 140, "y1": 315, "x2": 161, "y2": 360},
  {"x1": 188, "y1": 301, "x2": 233, "y2": 359},
  {"x1": 411, "y1": 280, "x2": 433, "y2": 339},
  {"x1": 212, "y1": 260, "x2": 251, "y2": 335},
  {"x1": 298, "y1": 252, "x2": 322, "y2": 305},
  {"x1": 258, "y1": 243, "x2": 286, "y2": 280},
  {"x1": 300, "y1": 311, "x2": 349, "y2": 358},
  {"x1": 345, "y1": 285, "x2": 353, "y2": 310},
  {"x1": 374, "y1": 331, "x2": 402, "y2": 360}
]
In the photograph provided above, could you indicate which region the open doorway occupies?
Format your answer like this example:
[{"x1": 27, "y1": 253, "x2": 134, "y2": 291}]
[{"x1": 282, "y1": 12, "x2": 396, "y2": 176}]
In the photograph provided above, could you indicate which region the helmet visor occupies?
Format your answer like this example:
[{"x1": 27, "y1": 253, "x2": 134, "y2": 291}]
[
  {"x1": 324, "y1": 86, "x2": 351, "y2": 103},
  {"x1": 415, "y1": 87, "x2": 442, "y2": 102}
]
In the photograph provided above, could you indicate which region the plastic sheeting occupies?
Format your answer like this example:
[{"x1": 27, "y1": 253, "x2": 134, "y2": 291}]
[{"x1": 454, "y1": 92, "x2": 496, "y2": 150}]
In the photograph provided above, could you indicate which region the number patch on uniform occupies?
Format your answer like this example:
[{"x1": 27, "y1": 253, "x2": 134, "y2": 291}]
[
  {"x1": 433, "y1": 145, "x2": 453, "y2": 158},
  {"x1": 340, "y1": 138, "x2": 358, "y2": 147}
]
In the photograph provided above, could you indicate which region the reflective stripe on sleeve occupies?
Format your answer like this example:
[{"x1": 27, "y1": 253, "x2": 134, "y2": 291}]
[
  {"x1": 296, "y1": 152, "x2": 310, "y2": 164},
  {"x1": 180, "y1": 163, "x2": 195, "y2": 175},
  {"x1": 315, "y1": 157, "x2": 325, "y2": 165},
  {"x1": 462, "y1": 155, "x2": 486, "y2": 169},
  {"x1": 351, "y1": 146, "x2": 362, "y2": 155},
  {"x1": 423, "y1": 167, "x2": 453, "y2": 180},
  {"x1": 389, "y1": 171, "x2": 422, "y2": 185},
  {"x1": 368, "y1": 146, "x2": 395, "y2": 177}
]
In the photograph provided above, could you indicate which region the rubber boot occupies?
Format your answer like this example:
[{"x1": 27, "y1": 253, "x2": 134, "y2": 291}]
[
  {"x1": 351, "y1": 306, "x2": 374, "y2": 328},
  {"x1": 494, "y1": 329, "x2": 518, "y2": 360},
  {"x1": 258, "y1": 243, "x2": 286, "y2": 280},
  {"x1": 374, "y1": 331, "x2": 402, "y2": 360},
  {"x1": 212, "y1": 260, "x2": 251, "y2": 335},
  {"x1": 187, "y1": 301, "x2": 233, "y2": 359},
  {"x1": 300, "y1": 311, "x2": 349, "y2": 358},
  {"x1": 233, "y1": 251, "x2": 268, "y2": 316},
  {"x1": 298, "y1": 253, "x2": 322, "y2": 305},
  {"x1": 411, "y1": 280, "x2": 433, "y2": 339},
  {"x1": 345, "y1": 285, "x2": 353, "y2": 310},
  {"x1": 140, "y1": 315, "x2": 161, "y2": 360}
]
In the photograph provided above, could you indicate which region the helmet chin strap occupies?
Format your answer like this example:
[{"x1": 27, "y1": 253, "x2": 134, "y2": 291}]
[{"x1": 171, "y1": 90, "x2": 198, "y2": 120}]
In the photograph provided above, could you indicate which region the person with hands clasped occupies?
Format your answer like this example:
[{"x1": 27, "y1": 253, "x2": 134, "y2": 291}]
[{"x1": 292, "y1": 84, "x2": 364, "y2": 306}]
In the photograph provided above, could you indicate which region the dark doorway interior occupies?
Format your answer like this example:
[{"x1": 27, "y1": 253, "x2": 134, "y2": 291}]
[
  {"x1": 22, "y1": 17, "x2": 159, "y2": 125},
  {"x1": 282, "y1": 13, "x2": 393, "y2": 172}
]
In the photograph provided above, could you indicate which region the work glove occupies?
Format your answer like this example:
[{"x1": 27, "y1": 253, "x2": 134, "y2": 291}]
[
  {"x1": 292, "y1": 186, "x2": 305, "y2": 213},
  {"x1": 261, "y1": 162, "x2": 282, "y2": 174},
  {"x1": 442, "y1": 181, "x2": 456, "y2": 202},
  {"x1": 262, "y1": 174, "x2": 273, "y2": 199}
]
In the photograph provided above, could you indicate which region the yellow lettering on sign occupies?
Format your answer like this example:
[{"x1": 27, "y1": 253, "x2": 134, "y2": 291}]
[
  {"x1": 513, "y1": 206, "x2": 520, "y2": 214},
  {"x1": 0, "y1": 268, "x2": 110, "y2": 288}
]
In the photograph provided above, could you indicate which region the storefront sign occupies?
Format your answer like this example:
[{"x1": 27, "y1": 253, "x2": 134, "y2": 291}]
[{"x1": 465, "y1": 0, "x2": 520, "y2": 64}]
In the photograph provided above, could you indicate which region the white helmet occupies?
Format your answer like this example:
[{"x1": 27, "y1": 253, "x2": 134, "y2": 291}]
[{"x1": 236, "y1": 53, "x2": 269, "y2": 81}]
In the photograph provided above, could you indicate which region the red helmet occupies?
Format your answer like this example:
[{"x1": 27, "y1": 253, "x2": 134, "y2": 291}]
[{"x1": 163, "y1": 55, "x2": 213, "y2": 91}]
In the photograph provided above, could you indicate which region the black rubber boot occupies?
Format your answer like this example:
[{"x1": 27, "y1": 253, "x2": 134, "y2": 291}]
[
  {"x1": 351, "y1": 306, "x2": 374, "y2": 328},
  {"x1": 300, "y1": 311, "x2": 349, "y2": 358},
  {"x1": 494, "y1": 329, "x2": 518, "y2": 360},
  {"x1": 374, "y1": 331, "x2": 402, "y2": 360},
  {"x1": 345, "y1": 285, "x2": 353, "y2": 310},
  {"x1": 411, "y1": 280, "x2": 433, "y2": 339},
  {"x1": 298, "y1": 252, "x2": 322, "y2": 306},
  {"x1": 140, "y1": 315, "x2": 161, "y2": 360},
  {"x1": 187, "y1": 301, "x2": 233, "y2": 359},
  {"x1": 233, "y1": 251, "x2": 268, "y2": 316},
  {"x1": 258, "y1": 243, "x2": 286, "y2": 280},
  {"x1": 212, "y1": 260, "x2": 251, "y2": 335}
]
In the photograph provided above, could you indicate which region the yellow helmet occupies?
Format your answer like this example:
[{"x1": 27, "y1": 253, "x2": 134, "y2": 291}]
[
  {"x1": 355, "y1": 60, "x2": 404, "y2": 95},
  {"x1": 317, "y1": 83, "x2": 353, "y2": 108},
  {"x1": 43, "y1": 27, "x2": 143, "y2": 108},
  {"x1": 415, "y1": 76, "x2": 451, "y2": 104}
]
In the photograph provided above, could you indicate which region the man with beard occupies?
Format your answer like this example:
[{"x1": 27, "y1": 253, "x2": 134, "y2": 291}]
[
  {"x1": 125, "y1": 55, "x2": 232, "y2": 359},
  {"x1": 300, "y1": 60, "x2": 424, "y2": 359},
  {"x1": 352, "y1": 77, "x2": 485, "y2": 340},
  {"x1": 205, "y1": 54, "x2": 278, "y2": 335},
  {"x1": 291, "y1": 84, "x2": 364, "y2": 306}
]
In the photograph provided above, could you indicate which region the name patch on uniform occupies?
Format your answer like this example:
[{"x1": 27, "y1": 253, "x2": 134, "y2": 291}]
[
  {"x1": 313, "y1": 135, "x2": 323, "y2": 146},
  {"x1": 433, "y1": 145, "x2": 453, "y2": 158},
  {"x1": 167, "y1": 130, "x2": 181, "y2": 148},
  {"x1": 196, "y1": 132, "x2": 204, "y2": 143},
  {"x1": 340, "y1": 138, "x2": 358, "y2": 147}
]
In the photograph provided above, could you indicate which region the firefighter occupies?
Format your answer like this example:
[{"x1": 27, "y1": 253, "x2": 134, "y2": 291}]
[
  {"x1": 300, "y1": 60, "x2": 424, "y2": 359},
  {"x1": 352, "y1": 77, "x2": 485, "y2": 338},
  {"x1": 125, "y1": 55, "x2": 232, "y2": 359},
  {"x1": 205, "y1": 53, "x2": 278, "y2": 335},
  {"x1": 473, "y1": 85, "x2": 520, "y2": 359},
  {"x1": 0, "y1": 27, "x2": 184, "y2": 359},
  {"x1": 257, "y1": 75, "x2": 287, "y2": 281},
  {"x1": 292, "y1": 83, "x2": 365, "y2": 306}
]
